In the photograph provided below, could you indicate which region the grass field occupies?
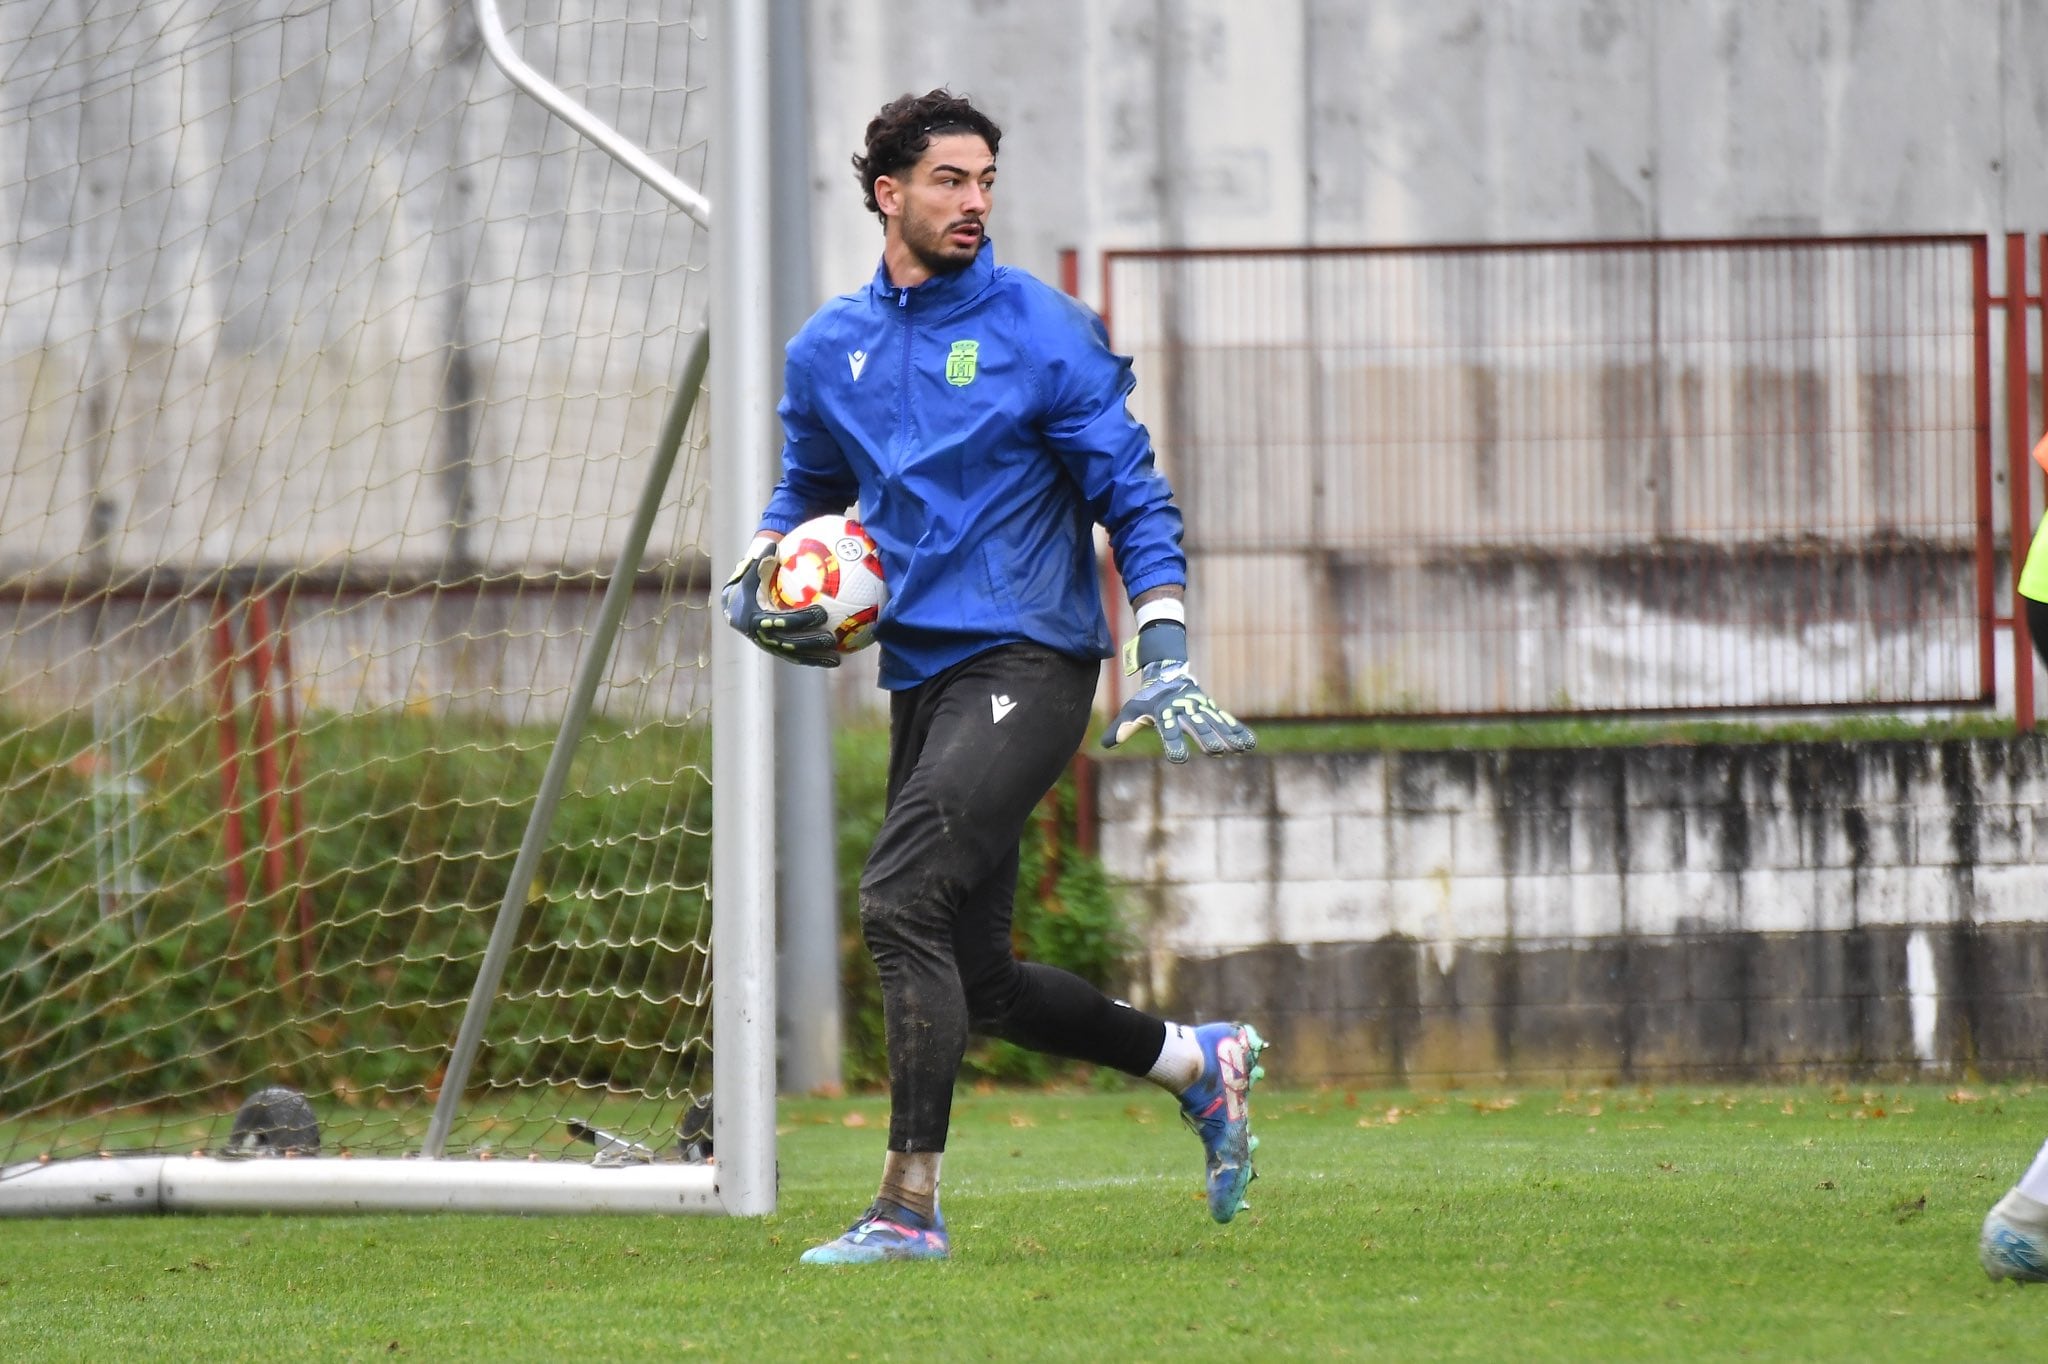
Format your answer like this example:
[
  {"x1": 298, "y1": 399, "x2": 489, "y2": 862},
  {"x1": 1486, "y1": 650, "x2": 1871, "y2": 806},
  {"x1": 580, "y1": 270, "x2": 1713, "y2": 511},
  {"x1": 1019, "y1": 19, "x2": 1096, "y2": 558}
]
[{"x1": 4, "y1": 1082, "x2": 2043, "y2": 1361}]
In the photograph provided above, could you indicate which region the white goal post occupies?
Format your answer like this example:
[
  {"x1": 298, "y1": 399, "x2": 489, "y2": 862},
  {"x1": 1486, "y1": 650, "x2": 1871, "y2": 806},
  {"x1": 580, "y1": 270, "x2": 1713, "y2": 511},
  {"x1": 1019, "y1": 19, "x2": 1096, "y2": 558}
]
[{"x1": 0, "y1": 0, "x2": 777, "y2": 1216}]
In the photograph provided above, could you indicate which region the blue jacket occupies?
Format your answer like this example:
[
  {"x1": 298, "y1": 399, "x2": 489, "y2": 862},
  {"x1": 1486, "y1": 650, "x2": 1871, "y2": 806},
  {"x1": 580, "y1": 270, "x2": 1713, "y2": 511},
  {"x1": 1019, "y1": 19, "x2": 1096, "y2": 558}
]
[{"x1": 763, "y1": 240, "x2": 1186, "y2": 690}]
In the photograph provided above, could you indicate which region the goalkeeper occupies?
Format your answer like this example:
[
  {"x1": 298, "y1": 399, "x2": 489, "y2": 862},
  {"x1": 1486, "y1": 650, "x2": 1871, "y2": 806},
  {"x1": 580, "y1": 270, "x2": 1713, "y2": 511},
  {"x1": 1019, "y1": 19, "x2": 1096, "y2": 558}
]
[{"x1": 721, "y1": 88, "x2": 1263, "y2": 1266}]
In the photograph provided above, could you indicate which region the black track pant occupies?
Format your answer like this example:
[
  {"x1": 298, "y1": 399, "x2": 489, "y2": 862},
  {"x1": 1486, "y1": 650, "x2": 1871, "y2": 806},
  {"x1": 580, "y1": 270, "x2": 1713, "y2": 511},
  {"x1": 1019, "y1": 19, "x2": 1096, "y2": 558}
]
[
  {"x1": 2031, "y1": 597, "x2": 2048, "y2": 672},
  {"x1": 860, "y1": 643, "x2": 1168, "y2": 1153}
]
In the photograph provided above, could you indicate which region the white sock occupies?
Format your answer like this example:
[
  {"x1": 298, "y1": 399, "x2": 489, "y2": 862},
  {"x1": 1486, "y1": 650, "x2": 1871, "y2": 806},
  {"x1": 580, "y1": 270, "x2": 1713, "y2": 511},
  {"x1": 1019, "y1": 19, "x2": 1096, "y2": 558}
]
[
  {"x1": 1146, "y1": 1022, "x2": 1205, "y2": 1094},
  {"x1": 2017, "y1": 1138, "x2": 2048, "y2": 1204}
]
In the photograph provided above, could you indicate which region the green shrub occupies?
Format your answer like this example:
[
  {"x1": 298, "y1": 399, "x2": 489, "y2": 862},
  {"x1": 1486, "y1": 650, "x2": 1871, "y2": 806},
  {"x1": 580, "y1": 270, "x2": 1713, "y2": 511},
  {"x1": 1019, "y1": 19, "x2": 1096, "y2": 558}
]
[
  {"x1": 1, "y1": 708, "x2": 1133, "y2": 1111},
  {"x1": 1, "y1": 708, "x2": 712, "y2": 1113}
]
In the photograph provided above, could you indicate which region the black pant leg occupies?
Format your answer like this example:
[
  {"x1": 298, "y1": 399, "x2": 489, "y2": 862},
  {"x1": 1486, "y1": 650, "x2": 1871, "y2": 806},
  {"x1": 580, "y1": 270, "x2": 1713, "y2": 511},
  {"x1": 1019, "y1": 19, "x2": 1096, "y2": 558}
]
[
  {"x1": 952, "y1": 848, "x2": 1165, "y2": 1074},
  {"x1": 860, "y1": 644, "x2": 1158, "y2": 1152}
]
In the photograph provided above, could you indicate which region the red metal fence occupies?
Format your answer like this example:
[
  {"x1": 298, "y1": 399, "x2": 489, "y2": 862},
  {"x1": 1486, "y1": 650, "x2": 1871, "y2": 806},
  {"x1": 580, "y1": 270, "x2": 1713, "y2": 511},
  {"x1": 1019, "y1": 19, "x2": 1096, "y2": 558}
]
[{"x1": 1089, "y1": 234, "x2": 2044, "y2": 724}]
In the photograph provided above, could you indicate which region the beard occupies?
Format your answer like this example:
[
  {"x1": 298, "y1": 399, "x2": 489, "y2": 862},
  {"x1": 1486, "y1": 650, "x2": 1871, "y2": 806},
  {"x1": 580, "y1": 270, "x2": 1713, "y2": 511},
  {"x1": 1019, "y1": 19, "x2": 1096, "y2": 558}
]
[{"x1": 900, "y1": 210, "x2": 982, "y2": 276}]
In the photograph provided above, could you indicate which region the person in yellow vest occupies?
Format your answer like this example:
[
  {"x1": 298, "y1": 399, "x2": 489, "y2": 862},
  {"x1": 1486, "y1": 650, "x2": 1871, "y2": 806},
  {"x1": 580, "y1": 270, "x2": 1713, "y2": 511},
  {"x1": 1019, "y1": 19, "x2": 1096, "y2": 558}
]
[
  {"x1": 2021, "y1": 431, "x2": 2048, "y2": 658},
  {"x1": 1980, "y1": 428, "x2": 2048, "y2": 1285}
]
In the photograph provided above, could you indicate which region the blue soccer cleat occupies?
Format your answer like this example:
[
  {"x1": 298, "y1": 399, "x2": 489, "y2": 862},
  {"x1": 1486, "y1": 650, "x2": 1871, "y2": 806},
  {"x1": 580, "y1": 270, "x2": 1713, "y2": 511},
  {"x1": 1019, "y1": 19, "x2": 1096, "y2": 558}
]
[
  {"x1": 799, "y1": 1202, "x2": 951, "y2": 1265},
  {"x1": 1982, "y1": 1189, "x2": 2048, "y2": 1283},
  {"x1": 1178, "y1": 1022, "x2": 1267, "y2": 1223}
]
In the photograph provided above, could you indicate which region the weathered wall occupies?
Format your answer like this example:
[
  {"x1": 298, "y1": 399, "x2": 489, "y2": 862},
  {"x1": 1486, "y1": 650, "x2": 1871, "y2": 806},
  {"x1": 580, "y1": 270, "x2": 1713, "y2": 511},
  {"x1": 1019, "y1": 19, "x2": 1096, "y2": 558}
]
[
  {"x1": 1097, "y1": 738, "x2": 2048, "y2": 1085},
  {"x1": 804, "y1": 1, "x2": 2048, "y2": 721},
  {"x1": 0, "y1": 584, "x2": 710, "y2": 724},
  {"x1": 0, "y1": 0, "x2": 710, "y2": 587},
  {"x1": 804, "y1": 0, "x2": 2048, "y2": 302}
]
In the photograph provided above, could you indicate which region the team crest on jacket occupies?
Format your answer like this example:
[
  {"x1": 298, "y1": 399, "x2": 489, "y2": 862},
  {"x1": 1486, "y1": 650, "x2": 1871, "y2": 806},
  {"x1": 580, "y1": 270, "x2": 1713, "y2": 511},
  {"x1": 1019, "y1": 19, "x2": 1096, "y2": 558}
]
[{"x1": 945, "y1": 339, "x2": 979, "y2": 386}]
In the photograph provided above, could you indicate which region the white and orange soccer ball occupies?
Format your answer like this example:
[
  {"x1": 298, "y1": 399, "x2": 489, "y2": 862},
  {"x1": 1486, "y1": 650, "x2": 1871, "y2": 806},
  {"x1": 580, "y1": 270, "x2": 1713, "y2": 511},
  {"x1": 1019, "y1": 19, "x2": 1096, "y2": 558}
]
[{"x1": 770, "y1": 514, "x2": 888, "y2": 653}]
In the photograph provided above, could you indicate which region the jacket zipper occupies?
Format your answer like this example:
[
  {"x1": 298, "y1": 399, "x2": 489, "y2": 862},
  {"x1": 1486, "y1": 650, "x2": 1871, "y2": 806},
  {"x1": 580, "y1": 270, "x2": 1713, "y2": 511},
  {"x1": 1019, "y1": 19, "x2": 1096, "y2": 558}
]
[{"x1": 896, "y1": 286, "x2": 912, "y2": 451}]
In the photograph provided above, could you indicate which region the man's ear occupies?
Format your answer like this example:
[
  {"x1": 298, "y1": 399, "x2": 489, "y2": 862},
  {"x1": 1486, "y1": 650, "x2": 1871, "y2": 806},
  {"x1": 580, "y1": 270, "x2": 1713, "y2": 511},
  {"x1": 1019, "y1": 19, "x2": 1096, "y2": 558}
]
[{"x1": 874, "y1": 174, "x2": 903, "y2": 219}]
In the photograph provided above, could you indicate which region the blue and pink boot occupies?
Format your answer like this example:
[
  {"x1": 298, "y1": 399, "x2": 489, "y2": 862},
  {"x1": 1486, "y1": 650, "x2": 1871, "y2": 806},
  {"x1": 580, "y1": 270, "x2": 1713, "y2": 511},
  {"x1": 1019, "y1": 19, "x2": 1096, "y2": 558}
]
[
  {"x1": 1178, "y1": 1022, "x2": 1268, "y2": 1223},
  {"x1": 800, "y1": 1201, "x2": 950, "y2": 1265}
]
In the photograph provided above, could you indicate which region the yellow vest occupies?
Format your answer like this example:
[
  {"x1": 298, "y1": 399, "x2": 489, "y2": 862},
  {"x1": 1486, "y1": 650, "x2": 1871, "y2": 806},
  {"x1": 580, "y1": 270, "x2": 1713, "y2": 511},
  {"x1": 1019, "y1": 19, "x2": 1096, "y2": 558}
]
[{"x1": 2023, "y1": 514, "x2": 2048, "y2": 603}]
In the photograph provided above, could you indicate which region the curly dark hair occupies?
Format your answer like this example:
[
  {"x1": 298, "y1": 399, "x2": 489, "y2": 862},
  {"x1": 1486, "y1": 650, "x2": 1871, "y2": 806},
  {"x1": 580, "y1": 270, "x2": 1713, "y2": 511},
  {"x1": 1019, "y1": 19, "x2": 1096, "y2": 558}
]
[{"x1": 852, "y1": 89, "x2": 1002, "y2": 224}]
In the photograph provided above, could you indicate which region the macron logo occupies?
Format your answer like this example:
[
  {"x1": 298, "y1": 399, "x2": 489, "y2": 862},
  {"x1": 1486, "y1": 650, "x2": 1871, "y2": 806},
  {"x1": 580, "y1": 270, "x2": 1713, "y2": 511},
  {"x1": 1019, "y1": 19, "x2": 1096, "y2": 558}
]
[
  {"x1": 990, "y1": 693, "x2": 1017, "y2": 724},
  {"x1": 847, "y1": 349, "x2": 869, "y2": 380}
]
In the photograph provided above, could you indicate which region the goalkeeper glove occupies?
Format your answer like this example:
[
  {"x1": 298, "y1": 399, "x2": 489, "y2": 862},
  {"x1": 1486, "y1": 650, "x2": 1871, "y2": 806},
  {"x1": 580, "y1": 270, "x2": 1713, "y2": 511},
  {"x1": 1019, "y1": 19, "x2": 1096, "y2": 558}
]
[
  {"x1": 1098, "y1": 619, "x2": 1256, "y2": 763},
  {"x1": 720, "y1": 537, "x2": 840, "y2": 668}
]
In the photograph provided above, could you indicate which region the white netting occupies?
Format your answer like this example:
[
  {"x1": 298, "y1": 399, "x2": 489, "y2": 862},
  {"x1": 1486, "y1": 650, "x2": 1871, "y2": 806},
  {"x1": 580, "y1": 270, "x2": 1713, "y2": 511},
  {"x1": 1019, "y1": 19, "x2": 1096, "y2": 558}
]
[{"x1": 0, "y1": 0, "x2": 716, "y2": 1165}]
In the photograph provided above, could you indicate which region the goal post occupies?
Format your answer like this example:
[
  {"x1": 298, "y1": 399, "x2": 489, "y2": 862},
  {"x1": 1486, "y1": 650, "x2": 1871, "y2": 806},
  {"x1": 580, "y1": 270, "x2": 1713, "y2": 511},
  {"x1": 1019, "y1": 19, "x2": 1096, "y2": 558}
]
[{"x1": 0, "y1": 0, "x2": 779, "y2": 1216}]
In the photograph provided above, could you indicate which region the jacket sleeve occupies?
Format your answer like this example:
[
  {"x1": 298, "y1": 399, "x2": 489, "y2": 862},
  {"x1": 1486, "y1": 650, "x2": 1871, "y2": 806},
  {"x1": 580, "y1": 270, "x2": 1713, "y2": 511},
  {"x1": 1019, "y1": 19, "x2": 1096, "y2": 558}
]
[
  {"x1": 1032, "y1": 292, "x2": 1187, "y2": 600},
  {"x1": 760, "y1": 329, "x2": 860, "y2": 533}
]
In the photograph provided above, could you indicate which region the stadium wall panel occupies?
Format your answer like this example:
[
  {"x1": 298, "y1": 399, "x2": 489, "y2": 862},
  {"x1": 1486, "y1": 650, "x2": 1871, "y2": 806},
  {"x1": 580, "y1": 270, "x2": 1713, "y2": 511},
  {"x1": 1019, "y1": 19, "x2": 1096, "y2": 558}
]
[{"x1": 1098, "y1": 738, "x2": 2048, "y2": 1085}]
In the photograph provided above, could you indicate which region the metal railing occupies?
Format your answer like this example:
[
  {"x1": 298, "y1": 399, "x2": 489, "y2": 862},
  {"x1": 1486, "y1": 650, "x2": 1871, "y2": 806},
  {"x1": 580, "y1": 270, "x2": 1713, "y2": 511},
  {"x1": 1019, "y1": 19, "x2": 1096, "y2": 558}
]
[{"x1": 1092, "y1": 235, "x2": 2044, "y2": 724}]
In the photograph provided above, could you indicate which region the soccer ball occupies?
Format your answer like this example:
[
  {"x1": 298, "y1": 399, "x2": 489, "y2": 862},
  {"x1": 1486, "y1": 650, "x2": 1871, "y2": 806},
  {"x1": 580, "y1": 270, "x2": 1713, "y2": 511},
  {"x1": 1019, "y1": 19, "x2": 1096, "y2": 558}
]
[
  {"x1": 771, "y1": 514, "x2": 887, "y2": 653},
  {"x1": 223, "y1": 1085, "x2": 320, "y2": 1157}
]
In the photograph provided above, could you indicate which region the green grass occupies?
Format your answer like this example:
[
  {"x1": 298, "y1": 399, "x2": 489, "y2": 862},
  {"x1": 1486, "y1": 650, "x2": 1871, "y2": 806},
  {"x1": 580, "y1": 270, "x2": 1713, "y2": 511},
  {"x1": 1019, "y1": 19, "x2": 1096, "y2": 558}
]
[
  {"x1": 1214, "y1": 712, "x2": 2020, "y2": 755},
  {"x1": 4, "y1": 1083, "x2": 2045, "y2": 1361}
]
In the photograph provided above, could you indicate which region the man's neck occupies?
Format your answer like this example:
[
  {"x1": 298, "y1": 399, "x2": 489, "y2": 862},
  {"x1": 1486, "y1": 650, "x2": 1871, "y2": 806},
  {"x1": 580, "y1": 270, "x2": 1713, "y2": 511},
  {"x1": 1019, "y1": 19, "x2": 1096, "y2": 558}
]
[
  {"x1": 881, "y1": 238, "x2": 936, "y2": 290},
  {"x1": 882, "y1": 235, "x2": 983, "y2": 291}
]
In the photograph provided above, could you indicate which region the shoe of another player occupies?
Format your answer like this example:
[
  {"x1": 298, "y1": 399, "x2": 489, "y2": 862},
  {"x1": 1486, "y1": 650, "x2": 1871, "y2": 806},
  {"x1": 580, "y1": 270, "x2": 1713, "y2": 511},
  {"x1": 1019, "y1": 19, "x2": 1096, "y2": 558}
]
[
  {"x1": 1981, "y1": 1188, "x2": 2048, "y2": 1283},
  {"x1": 799, "y1": 1202, "x2": 950, "y2": 1266},
  {"x1": 1178, "y1": 1021, "x2": 1268, "y2": 1224}
]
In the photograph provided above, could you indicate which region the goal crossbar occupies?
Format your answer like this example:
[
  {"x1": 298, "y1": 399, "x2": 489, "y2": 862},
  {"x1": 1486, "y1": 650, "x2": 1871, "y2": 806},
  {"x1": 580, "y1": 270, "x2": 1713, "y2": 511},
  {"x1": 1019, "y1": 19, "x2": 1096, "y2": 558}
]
[{"x1": 473, "y1": 0, "x2": 712, "y2": 228}]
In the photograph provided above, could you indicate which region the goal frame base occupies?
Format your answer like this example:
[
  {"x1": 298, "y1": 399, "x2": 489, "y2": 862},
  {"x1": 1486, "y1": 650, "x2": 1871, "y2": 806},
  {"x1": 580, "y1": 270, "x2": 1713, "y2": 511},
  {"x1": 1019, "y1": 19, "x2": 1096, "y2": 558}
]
[{"x1": 0, "y1": 1156, "x2": 726, "y2": 1217}]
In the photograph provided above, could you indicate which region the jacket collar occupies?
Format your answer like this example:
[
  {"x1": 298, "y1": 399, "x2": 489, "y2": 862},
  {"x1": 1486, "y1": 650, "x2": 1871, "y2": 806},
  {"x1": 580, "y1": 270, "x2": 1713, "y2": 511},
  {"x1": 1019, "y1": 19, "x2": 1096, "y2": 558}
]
[{"x1": 869, "y1": 237, "x2": 996, "y2": 313}]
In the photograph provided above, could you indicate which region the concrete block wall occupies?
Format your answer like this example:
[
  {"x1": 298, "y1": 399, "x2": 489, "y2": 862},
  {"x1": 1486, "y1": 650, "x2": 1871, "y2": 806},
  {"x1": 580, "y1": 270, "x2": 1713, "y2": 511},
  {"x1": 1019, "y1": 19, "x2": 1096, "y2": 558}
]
[{"x1": 1096, "y1": 739, "x2": 2048, "y2": 1086}]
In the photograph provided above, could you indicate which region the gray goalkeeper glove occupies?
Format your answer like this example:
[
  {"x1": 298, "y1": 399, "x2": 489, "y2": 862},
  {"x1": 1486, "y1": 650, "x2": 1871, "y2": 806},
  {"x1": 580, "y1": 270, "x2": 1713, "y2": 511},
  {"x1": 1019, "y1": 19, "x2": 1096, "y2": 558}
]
[
  {"x1": 720, "y1": 538, "x2": 840, "y2": 668},
  {"x1": 1098, "y1": 620, "x2": 1256, "y2": 763}
]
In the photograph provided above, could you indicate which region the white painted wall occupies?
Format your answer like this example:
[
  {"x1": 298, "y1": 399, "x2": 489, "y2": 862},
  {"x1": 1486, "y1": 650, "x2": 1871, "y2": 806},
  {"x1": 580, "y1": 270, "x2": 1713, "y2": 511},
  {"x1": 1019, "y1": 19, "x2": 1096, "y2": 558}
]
[
  {"x1": 801, "y1": 1, "x2": 2048, "y2": 719},
  {"x1": 0, "y1": 0, "x2": 712, "y2": 585},
  {"x1": 802, "y1": 0, "x2": 2048, "y2": 310}
]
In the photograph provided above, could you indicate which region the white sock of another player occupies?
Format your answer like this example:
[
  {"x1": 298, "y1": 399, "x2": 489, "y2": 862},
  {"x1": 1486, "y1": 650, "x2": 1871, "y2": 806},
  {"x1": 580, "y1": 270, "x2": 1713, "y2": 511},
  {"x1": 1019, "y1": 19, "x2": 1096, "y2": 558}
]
[
  {"x1": 1145, "y1": 1022, "x2": 1206, "y2": 1094},
  {"x1": 2015, "y1": 1137, "x2": 2048, "y2": 1206}
]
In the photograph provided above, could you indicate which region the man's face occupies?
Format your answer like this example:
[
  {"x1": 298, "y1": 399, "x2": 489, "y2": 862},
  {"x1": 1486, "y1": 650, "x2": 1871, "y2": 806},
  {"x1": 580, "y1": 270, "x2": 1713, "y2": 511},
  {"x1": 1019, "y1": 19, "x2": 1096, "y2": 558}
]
[{"x1": 876, "y1": 133, "x2": 996, "y2": 277}]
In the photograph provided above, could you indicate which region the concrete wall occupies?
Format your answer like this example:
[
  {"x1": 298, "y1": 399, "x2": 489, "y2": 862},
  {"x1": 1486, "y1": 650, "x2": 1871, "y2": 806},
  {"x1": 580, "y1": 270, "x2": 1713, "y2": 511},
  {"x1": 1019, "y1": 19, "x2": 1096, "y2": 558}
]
[
  {"x1": 804, "y1": 0, "x2": 2048, "y2": 301},
  {"x1": 6, "y1": 1, "x2": 2044, "y2": 719},
  {"x1": 0, "y1": 0, "x2": 710, "y2": 588},
  {"x1": 804, "y1": 1, "x2": 2048, "y2": 720},
  {"x1": 9, "y1": 1, "x2": 2042, "y2": 589},
  {"x1": 0, "y1": 584, "x2": 710, "y2": 724},
  {"x1": 1096, "y1": 738, "x2": 2048, "y2": 1085}
]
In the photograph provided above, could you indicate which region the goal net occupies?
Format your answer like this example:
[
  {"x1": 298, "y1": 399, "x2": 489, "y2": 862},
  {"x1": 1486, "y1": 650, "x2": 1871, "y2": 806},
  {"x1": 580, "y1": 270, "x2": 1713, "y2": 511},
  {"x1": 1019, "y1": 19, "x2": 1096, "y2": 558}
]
[{"x1": 0, "y1": 0, "x2": 743, "y2": 1210}]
